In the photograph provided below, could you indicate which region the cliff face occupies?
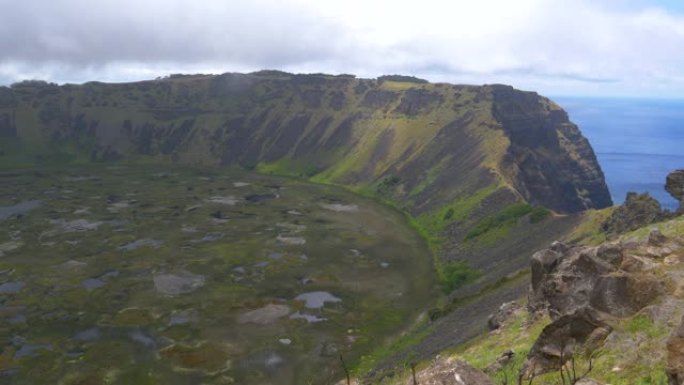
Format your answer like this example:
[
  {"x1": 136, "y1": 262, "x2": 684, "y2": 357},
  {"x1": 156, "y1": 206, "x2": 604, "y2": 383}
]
[
  {"x1": 491, "y1": 85, "x2": 612, "y2": 213},
  {"x1": 0, "y1": 73, "x2": 611, "y2": 216}
]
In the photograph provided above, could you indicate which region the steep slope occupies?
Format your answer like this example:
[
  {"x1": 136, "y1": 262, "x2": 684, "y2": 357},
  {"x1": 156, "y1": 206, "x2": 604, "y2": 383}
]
[
  {"x1": 0, "y1": 73, "x2": 611, "y2": 280},
  {"x1": 0, "y1": 73, "x2": 610, "y2": 217}
]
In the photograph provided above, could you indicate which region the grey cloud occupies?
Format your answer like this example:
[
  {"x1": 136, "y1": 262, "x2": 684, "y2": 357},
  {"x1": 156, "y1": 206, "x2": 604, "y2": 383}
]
[{"x1": 0, "y1": 0, "x2": 343, "y2": 67}]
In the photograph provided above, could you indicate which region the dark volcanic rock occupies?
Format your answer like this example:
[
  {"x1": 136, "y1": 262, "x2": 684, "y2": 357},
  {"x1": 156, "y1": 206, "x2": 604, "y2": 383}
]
[
  {"x1": 601, "y1": 192, "x2": 669, "y2": 235},
  {"x1": 361, "y1": 89, "x2": 399, "y2": 109},
  {"x1": 522, "y1": 308, "x2": 611, "y2": 378},
  {"x1": 492, "y1": 85, "x2": 612, "y2": 213},
  {"x1": 666, "y1": 170, "x2": 684, "y2": 212},
  {"x1": 589, "y1": 272, "x2": 663, "y2": 317},
  {"x1": 393, "y1": 89, "x2": 444, "y2": 116},
  {"x1": 528, "y1": 241, "x2": 663, "y2": 319}
]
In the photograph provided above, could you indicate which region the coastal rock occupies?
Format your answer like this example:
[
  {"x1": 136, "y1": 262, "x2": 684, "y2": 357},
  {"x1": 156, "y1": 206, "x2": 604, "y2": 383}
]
[
  {"x1": 602, "y1": 192, "x2": 668, "y2": 235},
  {"x1": 666, "y1": 170, "x2": 684, "y2": 212}
]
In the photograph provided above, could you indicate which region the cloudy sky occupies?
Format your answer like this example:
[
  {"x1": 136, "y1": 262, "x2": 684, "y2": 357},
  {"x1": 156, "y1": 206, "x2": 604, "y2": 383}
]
[{"x1": 1, "y1": 0, "x2": 684, "y2": 97}]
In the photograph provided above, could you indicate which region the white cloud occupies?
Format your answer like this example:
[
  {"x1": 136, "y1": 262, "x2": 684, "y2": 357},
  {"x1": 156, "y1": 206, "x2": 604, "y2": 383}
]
[{"x1": 1, "y1": 0, "x2": 683, "y2": 96}]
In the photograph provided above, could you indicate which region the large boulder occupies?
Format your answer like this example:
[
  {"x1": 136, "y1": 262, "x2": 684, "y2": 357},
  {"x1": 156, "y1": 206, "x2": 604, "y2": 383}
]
[
  {"x1": 529, "y1": 240, "x2": 664, "y2": 319},
  {"x1": 521, "y1": 308, "x2": 611, "y2": 378},
  {"x1": 589, "y1": 272, "x2": 664, "y2": 317},
  {"x1": 601, "y1": 192, "x2": 668, "y2": 235},
  {"x1": 666, "y1": 170, "x2": 684, "y2": 212},
  {"x1": 667, "y1": 315, "x2": 684, "y2": 385}
]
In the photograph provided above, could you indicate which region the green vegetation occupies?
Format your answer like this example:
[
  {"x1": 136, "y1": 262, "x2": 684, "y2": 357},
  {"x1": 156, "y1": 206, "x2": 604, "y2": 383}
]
[
  {"x1": 529, "y1": 206, "x2": 551, "y2": 223},
  {"x1": 437, "y1": 260, "x2": 481, "y2": 293},
  {"x1": 465, "y1": 203, "x2": 536, "y2": 241},
  {"x1": 415, "y1": 184, "x2": 500, "y2": 240},
  {"x1": 377, "y1": 75, "x2": 429, "y2": 84},
  {"x1": 375, "y1": 175, "x2": 401, "y2": 196},
  {"x1": 352, "y1": 322, "x2": 432, "y2": 377}
]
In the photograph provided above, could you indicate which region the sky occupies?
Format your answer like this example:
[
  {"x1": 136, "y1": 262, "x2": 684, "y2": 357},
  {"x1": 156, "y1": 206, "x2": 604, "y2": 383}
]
[{"x1": 1, "y1": 0, "x2": 684, "y2": 97}]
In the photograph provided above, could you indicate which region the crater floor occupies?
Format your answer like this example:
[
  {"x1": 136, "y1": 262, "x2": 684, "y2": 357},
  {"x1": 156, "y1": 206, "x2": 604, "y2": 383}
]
[{"x1": 0, "y1": 164, "x2": 435, "y2": 384}]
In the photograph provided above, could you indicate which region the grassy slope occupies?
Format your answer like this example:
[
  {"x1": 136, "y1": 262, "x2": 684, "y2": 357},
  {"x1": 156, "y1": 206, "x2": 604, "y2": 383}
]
[{"x1": 374, "y1": 214, "x2": 684, "y2": 385}]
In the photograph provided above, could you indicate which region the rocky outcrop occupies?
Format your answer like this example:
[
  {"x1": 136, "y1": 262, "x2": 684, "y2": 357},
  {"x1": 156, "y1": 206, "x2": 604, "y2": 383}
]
[
  {"x1": 521, "y1": 308, "x2": 611, "y2": 378},
  {"x1": 523, "y1": 230, "x2": 681, "y2": 375},
  {"x1": 666, "y1": 170, "x2": 684, "y2": 213},
  {"x1": 602, "y1": 192, "x2": 669, "y2": 235},
  {"x1": 529, "y1": 238, "x2": 666, "y2": 318},
  {"x1": 667, "y1": 315, "x2": 684, "y2": 385},
  {"x1": 492, "y1": 85, "x2": 612, "y2": 213},
  {"x1": 405, "y1": 357, "x2": 495, "y2": 385}
]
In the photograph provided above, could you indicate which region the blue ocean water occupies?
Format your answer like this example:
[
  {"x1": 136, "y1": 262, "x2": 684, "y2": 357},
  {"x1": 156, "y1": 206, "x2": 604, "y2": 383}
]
[{"x1": 554, "y1": 97, "x2": 684, "y2": 211}]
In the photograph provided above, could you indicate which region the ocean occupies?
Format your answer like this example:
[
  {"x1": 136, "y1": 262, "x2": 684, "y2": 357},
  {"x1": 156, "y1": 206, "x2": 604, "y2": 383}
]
[{"x1": 554, "y1": 97, "x2": 684, "y2": 212}]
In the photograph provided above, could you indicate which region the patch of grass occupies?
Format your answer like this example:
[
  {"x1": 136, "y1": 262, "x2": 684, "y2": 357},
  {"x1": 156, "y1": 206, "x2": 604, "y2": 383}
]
[
  {"x1": 529, "y1": 206, "x2": 551, "y2": 223},
  {"x1": 624, "y1": 314, "x2": 668, "y2": 340},
  {"x1": 375, "y1": 175, "x2": 401, "y2": 196},
  {"x1": 456, "y1": 303, "x2": 549, "y2": 372},
  {"x1": 415, "y1": 184, "x2": 500, "y2": 238},
  {"x1": 465, "y1": 203, "x2": 533, "y2": 241},
  {"x1": 256, "y1": 159, "x2": 322, "y2": 177},
  {"x1": 352, "y1": 320, "x2": 432, "y2": 376},
  {"x1": 564, "y1": 207, "x2": 615, "y2": 245},
  {"x1": 437, "y1": 260, "x2": 480, "y2": 293}
]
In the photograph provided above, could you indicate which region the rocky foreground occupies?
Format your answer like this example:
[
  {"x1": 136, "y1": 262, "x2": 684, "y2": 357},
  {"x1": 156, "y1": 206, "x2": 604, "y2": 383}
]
[{"x1": 357, "y1": 171, "x2": 684, "y2": 385}]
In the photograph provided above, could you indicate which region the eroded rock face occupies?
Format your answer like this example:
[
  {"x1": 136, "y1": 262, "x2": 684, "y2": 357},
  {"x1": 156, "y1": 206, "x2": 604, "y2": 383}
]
[
  {"x1": 602, "y1": 192, "x2": 669, "y2": 235},
  {"x1": 492, "y1": 85, "x2": 612, "y2": 213},
  {"x1": 406, "y1": 357, "x2": 495, "y2": 385},
  {"x1": 666, "y1": 170, "x2": 684, "y2": 212},
  {"x1": 521, "y1": 308, "x2": 611, "y2": 378},
  {"x1": 667, "y1": 315, "x2": 684, "y2": 385},
  {"x1": 529, "y1": 237, "x2": 668, "y2": 320},
  {"x1": 525, "y1": 230, "x2": 679, "y2": 377}
]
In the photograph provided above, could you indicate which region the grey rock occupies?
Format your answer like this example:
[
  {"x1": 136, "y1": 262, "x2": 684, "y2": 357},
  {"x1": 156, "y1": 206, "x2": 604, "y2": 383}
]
[
  {"x1": 407, "y1": 357, "x2": 495, "y2": 385},
  {"x1": 488, "y1": 302, "x2": 521, "y2": 330},
  {"x1": 666, "y1": 170, "x2": 684, "y2": 212},
  {"x1": 521, "y1": 308, "x2": 611, "y2": 378},
  {"x1": 601, "y1": 192, "x2": 669, "y2": 235}
]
